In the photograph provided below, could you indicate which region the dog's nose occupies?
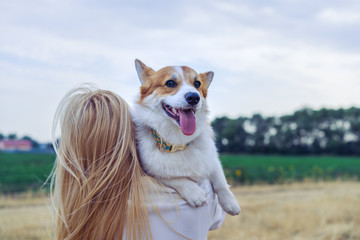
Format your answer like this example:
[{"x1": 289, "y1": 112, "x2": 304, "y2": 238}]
[{"x1": 185, "y1": 92, "x2": 200, "y2": 106}]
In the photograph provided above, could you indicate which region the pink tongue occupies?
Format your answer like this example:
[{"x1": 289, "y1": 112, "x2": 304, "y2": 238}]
[{"x1": 179, "y1": 109, "x2": 196, "y2": 136}]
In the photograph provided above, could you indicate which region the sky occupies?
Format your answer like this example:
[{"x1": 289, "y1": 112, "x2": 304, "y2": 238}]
[{"x1": 1, "y1": 0, "x2": 360, "y2": 142}]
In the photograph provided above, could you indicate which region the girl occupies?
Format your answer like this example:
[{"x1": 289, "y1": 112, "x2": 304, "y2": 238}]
[{"x1": 50, "y1": 86, "x2": 225, "y2": 240}]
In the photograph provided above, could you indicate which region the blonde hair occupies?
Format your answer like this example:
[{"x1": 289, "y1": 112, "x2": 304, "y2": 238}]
[{"x1": 50, "y1": 86, "x2": 156, "y2": 240}]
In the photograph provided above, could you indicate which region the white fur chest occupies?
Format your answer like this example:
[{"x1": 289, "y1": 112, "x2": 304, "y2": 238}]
[{"x1": 135, "y1": 123, "x2": 217, "y2": 181}]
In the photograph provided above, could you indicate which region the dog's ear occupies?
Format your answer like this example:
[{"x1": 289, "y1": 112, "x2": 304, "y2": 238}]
[
  {"x1": 135, "y1": 59, "x2": 155, "y2": 85},
  {"x1": 200, "y1": 71, "x2": 214, "y2": 88}
]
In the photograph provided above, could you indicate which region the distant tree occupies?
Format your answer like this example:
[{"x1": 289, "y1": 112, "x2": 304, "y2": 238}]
[
  {"x1": 225, "y1": 117, "x2": 248, "y2": 152},
  {"x1": 0, "y1": 133, "x2": 4, "y2": 140},
  {"x1": 8, "y1": 134, "x2": 17, "y2": 140},
  {"x1": 21, "y1": 135, "x2": 40, "y2": 149},
  {"x1": 211, "y1": 107, "x2": 360, "y2": 156},
  {"x1": 212, "y1": 116, "x2": 249, "y2": 153},
  {"x1": 21, "y1": 136, "x2": 32, "y2": 141},
  {"x1": 31, "y1": 140, "x2": 40, "y2": 149},
  {"x1": 46, "y1": 143, "x2": 55, "y2": 152},
  {"x1": 212, "y1": 117, "x2": 231, "y2": 152}
]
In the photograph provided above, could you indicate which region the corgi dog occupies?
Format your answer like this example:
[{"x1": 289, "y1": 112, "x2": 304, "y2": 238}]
[{"x1": 133, "y1": 59, "x2": 240, "y2": 216}]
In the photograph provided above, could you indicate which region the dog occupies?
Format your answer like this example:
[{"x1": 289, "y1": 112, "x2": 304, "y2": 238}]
[{"x1": 133, "y1": 59, "x2": 240, "y2": 216}]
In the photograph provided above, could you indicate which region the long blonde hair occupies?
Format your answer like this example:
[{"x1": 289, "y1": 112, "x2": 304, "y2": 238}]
[{"x1": 50, "y1": 86, "x2": 156, "y2": 240}]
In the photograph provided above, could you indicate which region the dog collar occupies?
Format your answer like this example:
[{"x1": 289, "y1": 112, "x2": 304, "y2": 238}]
[{"x1": 151, "y1": 129, "x2": 190, "y2": 153}]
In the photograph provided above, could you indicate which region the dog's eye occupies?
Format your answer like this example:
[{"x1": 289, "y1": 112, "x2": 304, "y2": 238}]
[
  {"x1": 194, "y1": 80, "x2": 201, "y2": 88},
  {"x1": 165, "y1": 80, "x2": 177, "y2": 88}
]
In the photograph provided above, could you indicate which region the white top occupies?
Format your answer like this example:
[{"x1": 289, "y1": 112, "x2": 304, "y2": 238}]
[{"x1": 145, "y1": 180, "x2": 226, "y2": 240}]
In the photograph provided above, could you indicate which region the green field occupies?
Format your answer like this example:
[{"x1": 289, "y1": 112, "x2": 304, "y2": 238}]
[
  {"x1": 221, "y1": 154, "x2": 360, "y2": 184},
  {"x1": 0, "y1": 153, "x2": 55, "y2": 193},
  {"x1": 0, "y1": 153, "x2": 359, "y2": 193}
]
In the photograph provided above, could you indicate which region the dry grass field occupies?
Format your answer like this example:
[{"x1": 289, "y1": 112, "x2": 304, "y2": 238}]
[
  {"x1": 208, "y1": 181, "x2": 360, "y2": 240},
  {"x1": 0, "y1": 181, "x2": 359, "y2": 240}
]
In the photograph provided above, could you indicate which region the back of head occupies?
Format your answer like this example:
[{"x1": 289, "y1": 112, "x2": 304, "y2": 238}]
[{"x1": 51, "y1": 86, "x2": 151, "y2": 240}]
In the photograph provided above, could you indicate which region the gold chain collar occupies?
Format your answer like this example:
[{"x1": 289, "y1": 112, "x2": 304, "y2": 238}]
[{"x1": 151, "y1": 129, "x2": 190, "y2": 153}]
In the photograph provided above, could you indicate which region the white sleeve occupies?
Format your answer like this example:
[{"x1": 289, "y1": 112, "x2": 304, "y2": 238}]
[
  {"x1": 146, "y1": 180, "x2": 226, "y2": 240},
  {"x1": 199, "y1": 180, "x2": 226, "y2": 231}
]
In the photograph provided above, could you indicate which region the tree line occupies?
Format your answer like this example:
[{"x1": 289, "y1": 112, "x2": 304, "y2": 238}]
[
  {"x1": 0, "y1": 133, "x2": 54, "y2": 151},
  {"x1": 2, "y1": 107, "x2": 360, "y2": 155},
  {"x1": 211, "y1": 107, "x2": 360, "y2": 155},
  {"x1": 0, "y1": 133, "x2": 40, "y2": 147}
]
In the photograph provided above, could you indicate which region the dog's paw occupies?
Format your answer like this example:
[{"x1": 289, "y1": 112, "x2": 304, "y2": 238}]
[
  {"x1": 222, "y1": 200, "x2": 241, "y2": 216},
  {"x1": 218, "y1": 191, "x2": 241, "y2": 216},
  {"x1": 180, "y1": 187, "x2": 207, "y2": 208}
]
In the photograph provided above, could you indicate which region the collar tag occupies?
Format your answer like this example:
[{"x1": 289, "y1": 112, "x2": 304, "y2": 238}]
[{"x1": 151, "y1": 129, "x2": 189, "y2": 153}]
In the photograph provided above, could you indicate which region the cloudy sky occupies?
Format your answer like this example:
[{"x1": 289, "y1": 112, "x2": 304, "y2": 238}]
[{"x1": 1, "y1": 0, "x2": 360, "y2": 142}]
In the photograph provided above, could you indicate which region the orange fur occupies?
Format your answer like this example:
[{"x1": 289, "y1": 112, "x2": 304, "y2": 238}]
[
  {"x1": 137, "y1": 62, "x2": 211, "y2": 102},
  {"x1": 139, "y1": 67, "x2": 183, "y2": 101}
]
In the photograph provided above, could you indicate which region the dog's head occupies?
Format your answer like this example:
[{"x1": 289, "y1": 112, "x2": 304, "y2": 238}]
[{"x1": 135, "y1": 59, "x2": 213, "y2": 136}]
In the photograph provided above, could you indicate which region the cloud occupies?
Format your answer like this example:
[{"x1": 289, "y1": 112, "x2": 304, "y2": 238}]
[
  {"x1": 1, "y1": 0, "x2": 360, "y2": 141},
  {"x1": 317, "y1": 8, "x2": 360, "y2": 24}
]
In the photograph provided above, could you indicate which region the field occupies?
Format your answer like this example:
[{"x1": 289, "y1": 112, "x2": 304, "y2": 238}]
[
  {"x1": 221, "y1": 154, "x2": 360, "y2": 184},
  {"x1": 208, "y1": 181, "x2": 360, "y2": 240},
  {"x1": 0, "y1": 153, "x2": 55, "y2": 193},
  {"x1": 0, "y1": 153, "x2": 359, "y2": 239},
  {"x1": 1, "y1": 153, "x2": 359, "y2": 193},
  {"x1": 0, "y1": 181, "x2": 359, "y2": 240}
]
